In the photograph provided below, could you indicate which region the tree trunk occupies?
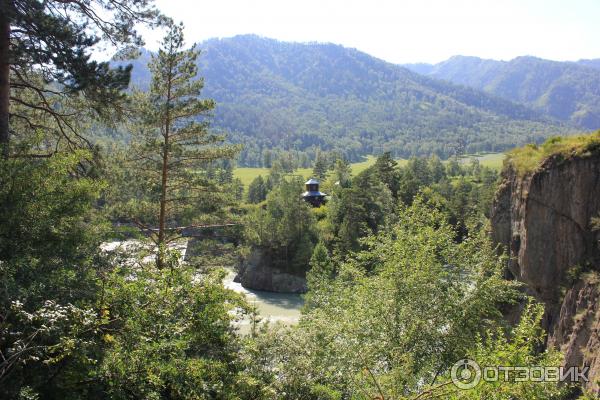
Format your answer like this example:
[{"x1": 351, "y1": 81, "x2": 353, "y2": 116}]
[
  {"x1": 157, "y1": 129, "x2": 169, "y2": 269},
  {"x1": 0, "y1": 2, "x2": 10, "y2": 159},
  {"x1": 157, "y1": 72, "x2": 173, "y2": 269}
]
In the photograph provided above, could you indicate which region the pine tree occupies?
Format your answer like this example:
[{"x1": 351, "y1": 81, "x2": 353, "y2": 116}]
[
  {"x1": 446, "y1": 156, "x2": 463, "y2": 177},
  {"x1": 304, "y1": 241, "x2": 336, "y2": 312},
  {"x1": 247, "y1": 175, "x2": 267, "y2": 204},
  {"x1": 374, "y1": 152, "x2": 399, "y2": 196},
  {"x1": 332, "y1": 158, "x2": 351, "y2": 188},
  {"x1": 128, "y1": 23, "x2": 238, "y2": 268},
  {"x1": 244, "y1": 177, "x2": 317, "y2": 273},
  {"x1": 428, "y1": 154, "x2": 446, "y2": 182},
  {"x1": 1, "y1": 0, "x2": 162, "y2": 158},
  {"x1": 307, "y1": 242, "x2": 334, "y2": 284},
  {"x1": 312, "y1": 151, "x2": 328, "y2": 180}
]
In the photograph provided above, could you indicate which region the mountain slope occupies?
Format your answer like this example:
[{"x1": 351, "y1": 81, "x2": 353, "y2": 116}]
[
  {"x1": 577, "y1": 59, "x2": 600, "y2": 70},
  {"x1": 405, "y1": 55, "x2": 600, "y2": 129},
  {"x1": 122, "y1": 36, "x2": 566, "y2": 164}
]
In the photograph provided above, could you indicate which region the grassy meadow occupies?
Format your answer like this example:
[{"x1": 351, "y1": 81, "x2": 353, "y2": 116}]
[
  {"x1": 234, "y1": 153, "x2": 506, "y2": 190},
  {"x1": 458, "y1": 152, "x2": 506, "y2": 170},
  {"x1": 233, "y1": 156, "x2": 381, "y2": 188}
]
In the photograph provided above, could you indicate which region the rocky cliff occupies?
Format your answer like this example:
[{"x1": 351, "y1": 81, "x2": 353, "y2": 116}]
[
  {"x1": 235, "y1": 248, "x2": 308, "y2": 294},
  {"x1": 548, "y1": 274, "x2": 600, "y2": 394},
  {"x1": 491, "y1": 142, "x2": 600, "y2": 394}
]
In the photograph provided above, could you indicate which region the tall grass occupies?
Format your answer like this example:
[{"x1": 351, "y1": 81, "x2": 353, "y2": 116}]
[{"x1": 505, "y1": 131, "x2": 600, "y2": 176}]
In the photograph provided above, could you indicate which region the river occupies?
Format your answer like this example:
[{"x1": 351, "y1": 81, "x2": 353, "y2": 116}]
[
  {"x1": 223, "y1": 269, "x2": 304, "y2": 333},
  {"x1": 101, "y1": 240, "x2": 304, "y2": 332}
]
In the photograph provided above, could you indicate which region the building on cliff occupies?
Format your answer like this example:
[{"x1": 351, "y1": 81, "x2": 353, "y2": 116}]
[{"x1": 302, "y1": 178, "x2": 327, "y2": 207}]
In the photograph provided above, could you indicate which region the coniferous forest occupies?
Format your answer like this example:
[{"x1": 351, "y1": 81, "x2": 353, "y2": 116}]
[
  {"x1": 1, "y1": 1, "x2": 600, "y2": 399},
  {"x1": 115, "y1": 36, "x2": 574, "y2": 166}
]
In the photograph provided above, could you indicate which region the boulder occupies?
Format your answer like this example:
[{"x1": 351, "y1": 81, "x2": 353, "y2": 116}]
[{"x1": 236, "y1": 248, "x2": 307, "y2": 294}]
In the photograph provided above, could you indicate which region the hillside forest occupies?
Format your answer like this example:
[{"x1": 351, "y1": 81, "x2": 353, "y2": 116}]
[{"x1": 114, "y1": 35, "x2": 577, "y2": 167}]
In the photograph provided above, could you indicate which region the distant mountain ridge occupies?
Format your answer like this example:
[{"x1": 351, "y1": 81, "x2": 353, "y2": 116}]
[
  {"x1": 404, "y1": 55, "x2": 600, "y2": 129},
  {"x1": 120, "y1": 35, "x2": 567, "y2": 164},
  {"x1": 576, "y1": 59, "x2": 600, "y2": 70}
]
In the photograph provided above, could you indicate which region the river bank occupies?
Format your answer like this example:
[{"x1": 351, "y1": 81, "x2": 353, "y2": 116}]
[{"x1": 223, "y1": 269, "x2": 303, "y2": 333}]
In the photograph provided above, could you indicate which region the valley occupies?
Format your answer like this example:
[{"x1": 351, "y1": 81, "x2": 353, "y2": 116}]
[
  {"x1": 119, "y1": 36, "x2": 573, "y2": 166},
  {"x1": 3, "y1": 1, "x2": 600, "y2": 398}
]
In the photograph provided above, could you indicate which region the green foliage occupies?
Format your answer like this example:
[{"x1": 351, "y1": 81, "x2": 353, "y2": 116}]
[
  {"x1": 3, "y1": 300, "x2": 102, "y2": 399},
  {"x1": 1, "y1": 33, "x2": 251, "y2": 395},
  {"x1": 121, "y1": 36, "x2": 565, "y2": 166},
  {"x1": 446, "y1": 157, "x2": 464, "y2": 177},
  {"x1": 98, "y1": 256, "x2": 249, "y2": 399},
  {"x1": 322, "y1": 152, "x2": 498, "y2": 253},
  {"x1": 304, "y1": 242, "x2": 335, "y2": 310},
  {"x1": 429, "y1": 154, "x2": 447, "y2": 182},
  {"x1": 112, "y1": 23, "x2": 239, "y2": 266},
  {"x1": 234, "y1": 155, "x2": 379, "y2": 193},
  {"x1": 3, "y1": 0, "x2": 162, "y2": 156},
  {"x1": 506, "y1": 131, "x2": 600, "y2": 176},
  {"x1": 438, "y1": 302, "x2": 571, "y2": 399},
  {"x1": 0, "y1": 153, "x2": 106, "y2": 398},
  {"x1": 247, "y1": 175, "x2": 268, "y2": 204},
  {"x1": 331, "y1": 158, "x2": 352, "y2": 188},
  {"x1": 312, "y1": 152, "x2": 329, "y2": 181},
  {"x1": 244, "y1": 177, "x2": 318, "y2": 273},
  {"x1": 373, "y1": 151, "x2": 400, "y2": 197},
  {"x1": 0, "y1": 152, "x2": 104, "y2": 267},
  {"x1": 3, "y1": 15, "x2": 591, "y2": 398},
  {"x1": 234, "y1": 166, "x2": 271, "y2": 188},
  {"x1": 246, "y1": 198, "x2": 530, "y2": 398},
  {"x1": 324, "y1": 168, "x2": 393, "y2": 253}
]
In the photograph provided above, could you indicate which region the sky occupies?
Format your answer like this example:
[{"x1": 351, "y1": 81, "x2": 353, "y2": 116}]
[{"x1": 138, "y1": 0, "x2": 600, "y2": 64}]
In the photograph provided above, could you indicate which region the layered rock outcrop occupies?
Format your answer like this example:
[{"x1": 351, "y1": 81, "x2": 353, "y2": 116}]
[
  {"x1": 491, "y1": 150, "x2": 600, "y2": 394},
  {"x1": 235, "y1": 248, "x2": 308, "y2": 294},
  {"x1": 548, "y1": 275, "x2": 600, "y2": 394}
]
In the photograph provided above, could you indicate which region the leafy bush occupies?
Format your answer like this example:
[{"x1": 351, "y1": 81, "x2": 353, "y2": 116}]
[
  {"x1": 243, "y1": 177, "x2": 318, "y2": 273},
  {"x1": 245, "y1": 197, "x2": 552, "y2": 399}
]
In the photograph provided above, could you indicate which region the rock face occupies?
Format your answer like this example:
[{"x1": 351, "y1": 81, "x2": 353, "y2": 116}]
[
  {"x1": 492, "y1": 153, "x2": 600, "y2": 305},
  {"x1": 491, "y1": 152, "x2": 600, "y2": 394},
  {"x1": 236, "y1": 248, "x2": 308, "y2": 294},
  {"x1": 548, "y1": 276, "x2": 600, "y2": 394}
]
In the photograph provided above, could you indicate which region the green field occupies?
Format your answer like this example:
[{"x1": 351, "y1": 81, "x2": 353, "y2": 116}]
[
  {"x1": 233, "y1": 167, "x2": 270, "y2": 188},
  {"x1": 458, "y1": 152, "x2": 505, "y2": 170},
  {"x1": 234, "y1": 153, "x2": 505, "y2": 189},
  {"x1": 350, "y1": 156, "x2": 413, "y2": 173},
  {"x1": 233, "y1": 156, "x2": 382, "y2": 188}
]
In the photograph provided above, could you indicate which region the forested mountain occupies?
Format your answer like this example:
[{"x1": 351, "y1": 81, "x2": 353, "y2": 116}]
[
  {"x1": 405, "y1": 55, "x2": 600, "y2": 129},
  {"x1": 577, "y1": 58, "x2": 600, "y2": 70},
  {"x1": 121, "y1": 35, "x2": 566, "y2": 165}
]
